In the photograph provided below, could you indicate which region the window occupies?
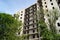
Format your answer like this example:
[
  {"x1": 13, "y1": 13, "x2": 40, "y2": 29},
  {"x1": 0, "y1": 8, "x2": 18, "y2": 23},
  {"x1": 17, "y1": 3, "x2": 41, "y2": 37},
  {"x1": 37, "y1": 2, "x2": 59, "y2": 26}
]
[
  {"x1": 24, "y1": 31, "x2": 26, "y2": 34},
  {"x1": 33, "y1": 25, "x2": 34, "y2": 28},
  {"x1": 52, "y1": 7, "x2": 55, "y2": 9},
  {"x1": 56, "y1": 17, "x2": 58, "y2": 20},
  {"x1": 18, "y1": 32, "x2": 20, "y2": 35},
  {"x1": 47, "y1": 14, "x2": 49, "y2": 16},
  {"x1": 27, "y1": 31, "x2": 29, "y2": 33},
  {"x1": 59, "y1": 30, "x2": 60, "y2": 32},
  {"x1": 45, "y1": 5, "x2": 47, "y2": 8},
  {"x1": 45, "y1": 2, "x2": 46, "y2": 4},
  {"x1": 37, "y1": 34, "x2": 39, "y2": 38},
  {"x1": 50, "y1": 0, "x2": 52, "y2": 2},
  {"x1": 21, "y1": 14, "x2": 23, "y2": 16},
  {"x1": 24, "y1": 27, "x2": 26, "y2": 29},
  {"x1": 51, "y1": 3, "x2": 53, "y2": 5},
  {"x1": 20, "y1": 17, "x2": 22, "y2": 19},
  {"x1": 33, "y1": 30, "x2": 35, "y2": 33},
  {"x1": 21, "y1": 11, "x2": 23, "y2": 13},
  {"x1": 46, "y1": 9, "x2": 48, "y2": 12},
  {"x1": 57, "y1": 23, "x2": 60, "y2": 26},
  {"x1": 27, "y1": 27, "x2": 29, "y2": 29},
  {"x1": 33, "y1": 35, "x2": 35, "y2": 38}
]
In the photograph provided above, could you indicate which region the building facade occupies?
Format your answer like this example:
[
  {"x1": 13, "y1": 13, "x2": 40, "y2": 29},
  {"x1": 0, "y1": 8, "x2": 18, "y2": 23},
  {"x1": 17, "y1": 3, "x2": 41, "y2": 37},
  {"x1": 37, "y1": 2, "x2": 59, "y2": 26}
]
[
  {"x1": 37, "y1": 0, "x2": 60, "y2": 34},
  {"x1": 23, "y1": 3, "x2": 40, "y2": 40},
  {"x1": 14, "y1": 9, "x2": 25, "y2": 36},
  {"x1": 14, "y1": 0, "x2": 60, "y2": 40},
  {"x1": 57, "y1": 0, "x2": 60, "y2": 9}
]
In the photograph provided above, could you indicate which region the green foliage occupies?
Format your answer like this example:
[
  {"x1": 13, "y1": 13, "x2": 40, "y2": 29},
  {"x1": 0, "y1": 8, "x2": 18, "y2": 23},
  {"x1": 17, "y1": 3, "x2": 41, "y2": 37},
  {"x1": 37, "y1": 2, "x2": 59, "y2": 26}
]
[
  {"x1": 0, "y1": 13, "x2": 22, "y2": 40},
  {"x1": 37, "y1": 9, "x2": 60, "y2": 40},
  {"x1": 53, "y1": 34, "x2": 60, "y2": 40},
  {"x1": 46, "y1": 9, "x2": 60, "y2": 33},
  {"x1": 38, "y1": 19, "x2": 54, "y2": 40}
]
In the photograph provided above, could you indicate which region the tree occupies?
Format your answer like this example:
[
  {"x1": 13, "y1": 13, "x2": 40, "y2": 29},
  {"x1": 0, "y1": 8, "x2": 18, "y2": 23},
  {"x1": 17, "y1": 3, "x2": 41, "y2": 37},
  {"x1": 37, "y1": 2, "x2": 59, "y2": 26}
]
[
  {"x1": 46, "y1": 10, "x2": 60, "y2": 33},
  {"x1": 37, "y1": 9, "x2": 60, "y2": 40},
  {"x1": 0, "y1": 13, "x2": 22, "y2": 40},
  {"x1": 38, "y1": 17, "x2": 54, "y2": 40}
]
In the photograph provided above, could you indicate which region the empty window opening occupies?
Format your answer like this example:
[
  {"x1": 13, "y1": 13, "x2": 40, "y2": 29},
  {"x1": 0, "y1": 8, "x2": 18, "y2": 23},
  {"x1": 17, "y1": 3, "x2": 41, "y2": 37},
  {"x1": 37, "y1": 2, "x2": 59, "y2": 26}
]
[
  {"x1": 21, "y1": 11, "x2": 23, "y2": 13},
  {"x1": 45, "y1": 2, "x2": 46, "y2": 4},
  {"x1": 52, "y1": 7, "x2": 55, "y2": 9},
  {"x1": 57, "y1": 23, "x2": 60, "y2": 26},
  {"x1": 20, "y1": 17, "x2": 22, "y2": 19},
  {"x1": 33, "y1": 30, "x2": 35, "y2": 33},
  {"x1": 50, "y1": 0, "x2": 52, "y2": 2},
  {"x1": 33, "y1": 35, "x2": 35, "y2": 38},
  {"x1": 45, "y1": 5, "x2": 47, "y2": 8},
  {"x1": 51, "y1": 3, "x2": 53, "y2": 5},
  {"x1": 59, "y1": 30, "x2": 60, "y2": 32},
  {"x1": 21, "y1": 14, "x2": 23, "y2": 16}
]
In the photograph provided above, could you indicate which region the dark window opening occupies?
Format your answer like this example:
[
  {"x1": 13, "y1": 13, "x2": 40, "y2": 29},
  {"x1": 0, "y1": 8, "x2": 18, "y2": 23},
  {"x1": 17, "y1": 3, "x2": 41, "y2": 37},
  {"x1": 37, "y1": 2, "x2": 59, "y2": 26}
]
[
  {"x1": 24, "y1": 27, "x2": 26, "y2": 29},
  {"x1": 33, "y1": 25, "x2": 34, "y2": 28},
  {"x1": 46, "y1": 9, "x2": 48, "y2": 12},
  {"x1": 59, "y1": 30, "x2": 60, "y2": 32},
  {"x1": 56, "y1": 17, "x2": 58, "y2": 20},
  {"x1": 21, "y1": 11, "x2": 23, "y2": 13},
  {"x1": 21, "y1": 14, "x2": 23, "y2": 16},
  {"x1": 50, "y1": 0, "x2": 52, "y2": 1},
  {"x1": 27, "y1": 31, "x2": 29, "y2": 33},
  {"x1": 52, "y1": 7, "x2": 55, "y2": 9},
  {"x1": 45, "y1": 2, "x2": 46, "y2": 4},
  {"x1": 18, "y1": 32, "x2": 20, "y2": 35},
  {"x1": 51, "y1": 3, "x2": 53, "y2": 5},
  {"x1": 27, "y1": 27, "x2": 29, "y2": 29},
  {"x1": 33, "y1": 35, "x2": 35, "y2": 38},
  {"x1": 33, "y1": 30, "x2": 35, "y2": 33},
  {"x1": 47, "y1": 14, "x2": 49, "y2": 16},
  {"x1": 20, "y1": 17, "x2": 22, "y2": 19},
  {"x1": 45, "y1": 5, "x2": 47, "y2": 8},
  {"x1": 37, "y1": 34, "x2": 39, "y2": 38},
  {"x1": 57, "y1": 23, "x2": 60, "y2": 26}
]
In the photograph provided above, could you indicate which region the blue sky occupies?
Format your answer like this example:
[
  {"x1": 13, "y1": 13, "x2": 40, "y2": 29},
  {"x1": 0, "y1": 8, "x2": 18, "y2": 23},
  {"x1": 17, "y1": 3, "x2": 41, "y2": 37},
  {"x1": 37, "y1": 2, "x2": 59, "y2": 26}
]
[{"x1": 0, "y1": 0, "x2": 36, "y2": 15}]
